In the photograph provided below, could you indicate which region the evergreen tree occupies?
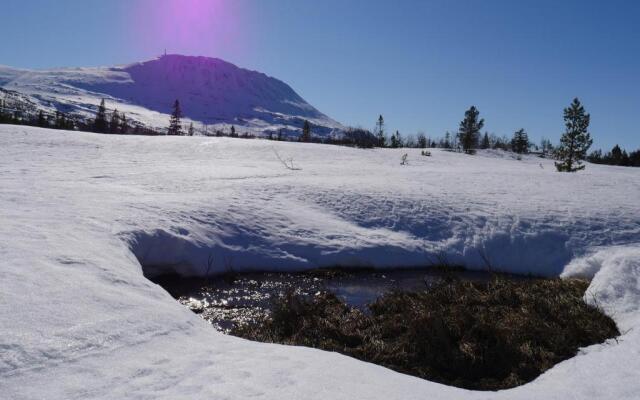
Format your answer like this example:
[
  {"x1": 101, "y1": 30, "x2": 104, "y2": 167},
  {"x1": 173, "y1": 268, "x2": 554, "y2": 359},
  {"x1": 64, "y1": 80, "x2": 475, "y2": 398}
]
[
  {"x1": 109, "y1": 109, "x2": 120, "y2": 134},
  {"x1": 629, "y1": 149, "x2": 640, "y2": 167},
  {"x1": 300, "y1": 120, "x2": 311, "y2": 142},
  {"x1": 390, "y1": 130, "x2": 403, "y2": 148},
  {"x1": 230, "y1": 125, "x2": 237, "y2": 137},
  {"x1": 555, "y1": 98, "x2": 593, "y2": 172},
  {"x1": 481, "y1": 132, "x2": 490, "y2": 149},
  {"x1": 375, "y1": 115, "x2": 386, "y2": 147},
  {"x1": 610, "y1": 144, "x2": 623, "y2": 165},
  {"x1": 621, "y1": 150, "x2": 630, "y2": 166},
  {"x1": 120, "y1": 113, "x2": 128, "y2": 134},
  {"x1": 511, "y1": 129, "x2": 529, "y2": 154},
  {"x1": 94, "y1": 99, "x2": 108, "y2": 133},
  {"x1": 458, "y1": 106, "x2": 484, "y2": 154},
  {"x1": 64, "y1": 115, "x2": 74, "y2": 130},
  {"x1": 54, "y1": 111, "x2": 68, "y2": 129},
  {"x1": 443, "y1": 131, "x2": 451, "y2": 149},
  {"x1": 37, "y1": 110, "x2": 47, "y2": 127},
  {"x1": 168, "y1": 100, "x2": 183, "y2": 135},
  {"x1": 416, "y1": 133, "x2": 427, "y2": 148},
  {"x1": 589, "y1": 145, "x2": 640, "y2": 167},
  {"x1": 188, "y1": 122, "x2": 195, "y2": 136},
  {"x1": 587, "y1": 149, "x2": 603, "y2": 163}
]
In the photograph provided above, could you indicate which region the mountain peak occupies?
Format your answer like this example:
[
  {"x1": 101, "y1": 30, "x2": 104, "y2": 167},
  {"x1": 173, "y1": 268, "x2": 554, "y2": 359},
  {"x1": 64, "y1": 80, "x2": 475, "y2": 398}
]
[{"x1": 0, "y1": 56, "x2": 342, "y2": 136}]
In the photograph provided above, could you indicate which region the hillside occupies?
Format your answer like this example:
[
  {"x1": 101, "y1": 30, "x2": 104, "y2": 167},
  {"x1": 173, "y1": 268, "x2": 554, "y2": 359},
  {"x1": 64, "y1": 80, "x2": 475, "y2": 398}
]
[
  {"x1": 0, "y1": 55, "x2": 343, "y2": 136},
  {"x1": 1, "y1": 125, "x2": 639, "y2": 399}
]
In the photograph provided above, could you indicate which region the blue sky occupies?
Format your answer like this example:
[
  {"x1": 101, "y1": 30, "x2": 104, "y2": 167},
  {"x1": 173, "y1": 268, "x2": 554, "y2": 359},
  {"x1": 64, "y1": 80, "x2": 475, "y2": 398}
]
[{"x1": 1, "y1": 0, "x2": 639, "y2": 149}]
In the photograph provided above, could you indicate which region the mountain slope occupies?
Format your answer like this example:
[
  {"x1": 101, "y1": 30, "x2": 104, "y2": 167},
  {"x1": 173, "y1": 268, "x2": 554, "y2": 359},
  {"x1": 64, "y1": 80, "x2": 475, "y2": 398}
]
[{"x1": 0, "y1": 55, "x2": 343, "y2": 136}]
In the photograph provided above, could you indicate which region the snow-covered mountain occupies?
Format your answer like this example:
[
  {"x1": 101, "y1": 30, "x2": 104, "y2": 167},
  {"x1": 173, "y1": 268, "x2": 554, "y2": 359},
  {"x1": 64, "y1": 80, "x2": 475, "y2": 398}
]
[{"x1": 0, "y1": 55, "x2": 343, "y2": 136}]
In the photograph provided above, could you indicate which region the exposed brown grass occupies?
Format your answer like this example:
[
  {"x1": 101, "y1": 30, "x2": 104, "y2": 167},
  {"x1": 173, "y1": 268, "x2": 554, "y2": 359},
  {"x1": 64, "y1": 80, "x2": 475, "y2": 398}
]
[{"x1": 233, "y1": 275, "x2": 618, "y2": 390}]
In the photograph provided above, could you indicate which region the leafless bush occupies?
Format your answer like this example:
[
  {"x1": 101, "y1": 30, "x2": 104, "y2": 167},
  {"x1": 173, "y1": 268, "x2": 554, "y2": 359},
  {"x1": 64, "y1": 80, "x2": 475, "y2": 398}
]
[
  {"x1": 205, "y1": 252, "x2": 215, "y2": 281},
  {"x1": 273, "y1": 147, "x2": 302, "y2": 170}
]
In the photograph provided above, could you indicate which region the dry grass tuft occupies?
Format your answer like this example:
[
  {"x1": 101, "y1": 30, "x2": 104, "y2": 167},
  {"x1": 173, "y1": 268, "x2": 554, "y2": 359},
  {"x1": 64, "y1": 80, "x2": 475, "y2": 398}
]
[{"x1": 234, "y1": 275, "x2": 619, "y2": 390}]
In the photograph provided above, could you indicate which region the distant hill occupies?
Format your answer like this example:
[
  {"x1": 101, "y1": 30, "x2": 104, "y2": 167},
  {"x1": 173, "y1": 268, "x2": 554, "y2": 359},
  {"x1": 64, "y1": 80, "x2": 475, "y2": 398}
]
[{"x1": 0, "y1": 54, "x2": 343, "y2": 136}]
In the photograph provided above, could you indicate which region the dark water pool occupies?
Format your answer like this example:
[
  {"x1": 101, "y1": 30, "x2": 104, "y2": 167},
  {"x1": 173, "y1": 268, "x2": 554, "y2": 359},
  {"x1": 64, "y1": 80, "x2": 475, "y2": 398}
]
[{"x1": 151, "y1": 268, "x2": 496, "y2": 332}]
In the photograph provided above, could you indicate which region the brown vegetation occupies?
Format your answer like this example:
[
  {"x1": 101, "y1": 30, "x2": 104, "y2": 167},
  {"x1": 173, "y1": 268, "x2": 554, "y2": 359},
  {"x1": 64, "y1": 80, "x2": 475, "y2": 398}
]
[{"x1": 233, "y1": 276, "x2": 618, "y2": 390}]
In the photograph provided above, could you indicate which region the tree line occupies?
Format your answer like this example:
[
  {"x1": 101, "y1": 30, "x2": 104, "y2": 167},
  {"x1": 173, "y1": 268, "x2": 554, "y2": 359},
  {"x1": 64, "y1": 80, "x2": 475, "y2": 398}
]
[
  {"x1": 371, "y1": 112, "x2": 538, "y2": 154},
  {"x1": 92, "y1": 99, "x2": 163, "y2": 135},
  {"x1": 0, "y1": 94, "x2": 164, "y2": 135},
  {"x1": 3, "y1": 94, "x2": 637, "y2": 170},
  {"x1": 587, "y1": 145, "x2": 640, "y2": 167},
  {"x1": 0, "y1": 96, "x2": 76, "y2": 130},
  {"x1": 370, "y1": 98, "x2": 629, "y2": 172}
]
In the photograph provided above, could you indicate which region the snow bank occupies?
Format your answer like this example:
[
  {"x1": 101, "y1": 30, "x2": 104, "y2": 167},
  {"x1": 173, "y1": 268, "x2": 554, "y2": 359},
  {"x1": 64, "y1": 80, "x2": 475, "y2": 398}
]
[
  {"x1": 1, "y1": 126, "x2": 639, "y2": 399},
  {"x1": 564, "y1": 246, "x2": 640, "y2": 331}
]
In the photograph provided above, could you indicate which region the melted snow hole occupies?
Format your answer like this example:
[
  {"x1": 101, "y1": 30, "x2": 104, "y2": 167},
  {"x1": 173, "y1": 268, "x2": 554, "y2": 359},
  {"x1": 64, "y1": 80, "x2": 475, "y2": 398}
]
[{"x1": 148, "y1": 268, "x2": 493, "y2": 332}]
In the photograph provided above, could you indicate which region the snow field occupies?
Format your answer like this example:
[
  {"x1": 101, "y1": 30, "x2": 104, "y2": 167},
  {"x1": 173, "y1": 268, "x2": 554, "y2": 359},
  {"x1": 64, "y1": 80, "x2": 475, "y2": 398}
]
[{"x1": 1, "y1": 125, "x2": 639, "y2": 399}]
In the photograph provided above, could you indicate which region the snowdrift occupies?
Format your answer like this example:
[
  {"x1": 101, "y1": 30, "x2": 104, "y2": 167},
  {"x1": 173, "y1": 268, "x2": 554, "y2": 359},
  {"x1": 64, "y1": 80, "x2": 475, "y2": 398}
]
[{"x1": 1, "y1": 125, "x2": 639, "y2": 399}]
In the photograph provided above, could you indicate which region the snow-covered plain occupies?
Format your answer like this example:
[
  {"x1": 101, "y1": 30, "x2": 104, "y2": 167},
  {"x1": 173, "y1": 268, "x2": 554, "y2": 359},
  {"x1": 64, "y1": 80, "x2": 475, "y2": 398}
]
[{"x1": 1, "y1": 125, "x2": 639, "y2": 399}]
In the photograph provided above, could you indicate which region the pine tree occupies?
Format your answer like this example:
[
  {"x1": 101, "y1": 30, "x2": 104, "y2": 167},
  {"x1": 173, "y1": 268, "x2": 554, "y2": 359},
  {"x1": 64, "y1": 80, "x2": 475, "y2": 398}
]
[
  {"x1": 621, "y1": 150, "x2": 630, "y2": 166},
  {"x1": 443, "y1": 131, "x2": 451, "y2": 149},
  {"x1": 417, "y1": 133, "x2": 427, "y2": 148},
  {"x1": 390, "y1": 130, "x2": 402, "y2": 148},
  {"x1": 120, "y1": 113, "x2": 128, "y2": 134},
  {"x1": 55, "y1": 111, "x2": 67, "y2": 129},
  {"x1": 64, "y1": 115, "x2": 74, "y2": 130},
  {"x1": 587, "y1": 149, "x2": 603, "y2": 164},
  {"x1": 629, "y1": 149, "x2": 640, "y2": 167},
  {"x1": 375, "y1": 115, "x2": 386, "y2": 147},
  {"x1": 555, "y1": 98, "x2": 593, "y2": 172},
  {"x1": 301, "y1": 120, "x2": 311, "y2": 142},
  {"x1": 94, "y1": 99, "x2": 108, "y2": 133},
  {"x1": 168, "y1": 100, "x2": 183, "y2": 135},
  {"x1": 37, "y1": 110, "x2": 47, "y2": 127},
  {"x1": 188, "y1": 122, "x2": 195, "y2": 136},
  {"x1": 110, "y1": 109, "x2": 120, "y2": 134},
  {"x1": 511, "y1": 129, "x2": 529, "y2": 154},
  {"x1": 481, "y1": 132, "x2": 490, "y2": 149},
  {"x1": 458, "y1": 106, "x2": 484, "y2": 154},
  {"x1": 230, "y1": 125, "x2": 237, "y2": 137},
  {"x1": 610, "y1": 145, "x2": 624, "y2": 165}
]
